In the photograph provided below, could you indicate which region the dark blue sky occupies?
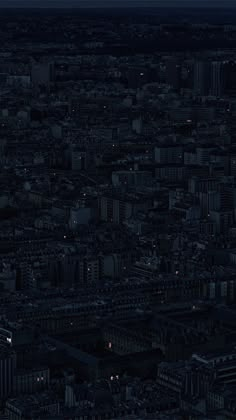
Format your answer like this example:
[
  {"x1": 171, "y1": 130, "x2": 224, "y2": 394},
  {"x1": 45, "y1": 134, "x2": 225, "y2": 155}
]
[
  {"x1": 0, "y1": 0, "x2": 235, "y2": 7},
  {"x1": 0, "y1": 0, "x2": 235, "y2": 6}
]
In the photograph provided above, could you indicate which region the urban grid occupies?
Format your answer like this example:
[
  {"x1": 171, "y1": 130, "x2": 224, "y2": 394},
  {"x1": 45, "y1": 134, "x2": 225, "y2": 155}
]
[{"x1": 0, "y1": 4, "x2": 236, "y2": 420}]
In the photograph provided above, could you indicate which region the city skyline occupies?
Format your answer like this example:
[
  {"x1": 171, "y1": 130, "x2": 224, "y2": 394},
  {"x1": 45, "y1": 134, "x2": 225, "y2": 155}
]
[{"x1": 1, "y1": 4, "x2": 236, "y2": 420}]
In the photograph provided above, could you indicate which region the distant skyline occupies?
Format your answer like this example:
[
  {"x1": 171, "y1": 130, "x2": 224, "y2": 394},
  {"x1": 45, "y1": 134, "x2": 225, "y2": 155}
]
[{"x1": 1, "y1": 0, "x2": 236, "y2": 8}]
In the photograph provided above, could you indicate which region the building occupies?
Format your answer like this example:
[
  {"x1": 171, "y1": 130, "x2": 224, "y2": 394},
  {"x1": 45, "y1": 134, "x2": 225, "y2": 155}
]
[
  {"x1": 193, "y1": 60, "x2": 211, "y2": 96},
  {"x1": 6, "y1": 391, "x2": 59, "y2": 420},
  {"x1": 0, "y1": 349, "x2": 16, "y2": 400},
  {"x1": 165, "y1": 57, "x2": 181, "y2": 90},
  {"x1": 99, "y1": 193, "x2": 151, "y2": 224},
  {"x1": 112, "y1": 171, "x2": 152, "y2": 188},
  {"x1": 210, "y1": 61, "x2": 225, "y2": 97},
  {"x1": 31, "y1": 62, "x2": 54, "y2": 86},
  {"x1": 154, "y1": 144, "x2": 183, "y2": 165},
  {"x1": 14, "y1": 367, "x2": 50, "y2": 395}
]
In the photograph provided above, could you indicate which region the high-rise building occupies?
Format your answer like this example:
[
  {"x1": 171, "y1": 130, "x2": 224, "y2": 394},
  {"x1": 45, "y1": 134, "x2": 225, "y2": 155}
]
[
  {"x1": 210, "y1": 61, "x2": 225, "y2": 97},
  {"x1": 0, "y1": 349, "x2": 16, "y2": 400},
  {"x1": 165, "y1": 57, "x2": 181, "y2": 90},
  {"x1": 193, "y1": 60, "x2": 211, "y2": 95},
  {"x1": 225, "y1": 61, "x2": 236, "y2": 94}
]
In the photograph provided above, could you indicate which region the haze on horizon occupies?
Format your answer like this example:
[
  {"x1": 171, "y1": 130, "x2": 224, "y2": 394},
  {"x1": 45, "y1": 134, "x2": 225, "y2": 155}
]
[{"x1": 0, "y1": 0, "x2": 236, "y2": 8}]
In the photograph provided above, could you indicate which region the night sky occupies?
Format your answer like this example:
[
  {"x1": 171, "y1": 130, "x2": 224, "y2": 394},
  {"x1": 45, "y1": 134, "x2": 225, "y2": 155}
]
[{"x1": 0, "y1": 0, "x2": 235, "y2": 7}]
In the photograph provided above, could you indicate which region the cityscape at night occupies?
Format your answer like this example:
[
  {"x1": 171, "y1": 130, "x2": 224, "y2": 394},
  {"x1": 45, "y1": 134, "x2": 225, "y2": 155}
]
[{"x1": 0, "y1": 3, "x2": 236, "y2": 419}]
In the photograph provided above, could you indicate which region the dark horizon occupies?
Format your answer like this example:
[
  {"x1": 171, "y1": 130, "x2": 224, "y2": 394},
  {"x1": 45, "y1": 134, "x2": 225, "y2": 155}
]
[{"x1": 1, "y1": 1, "x2": 236, "y2": 8}]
